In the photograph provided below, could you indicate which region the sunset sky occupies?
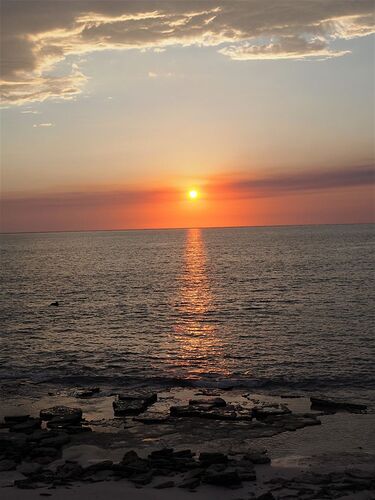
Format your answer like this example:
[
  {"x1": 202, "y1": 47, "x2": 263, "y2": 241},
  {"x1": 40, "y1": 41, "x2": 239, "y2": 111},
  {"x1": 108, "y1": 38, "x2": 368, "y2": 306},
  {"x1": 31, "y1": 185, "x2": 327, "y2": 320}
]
[{"x1": 1, "y1": 0, "x2": 374, "y2": 232}]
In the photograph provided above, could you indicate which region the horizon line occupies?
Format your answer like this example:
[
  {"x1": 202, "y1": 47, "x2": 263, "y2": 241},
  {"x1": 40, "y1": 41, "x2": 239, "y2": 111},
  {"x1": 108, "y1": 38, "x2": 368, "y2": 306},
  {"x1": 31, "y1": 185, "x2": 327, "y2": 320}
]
[{"x1": 0, "y1": 221, "x2": 373, "y2": 236}]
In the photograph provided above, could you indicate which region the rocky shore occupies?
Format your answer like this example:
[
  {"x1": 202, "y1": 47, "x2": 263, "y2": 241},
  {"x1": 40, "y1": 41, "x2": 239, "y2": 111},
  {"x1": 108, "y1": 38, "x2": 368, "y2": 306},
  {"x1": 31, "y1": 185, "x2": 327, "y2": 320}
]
[{"x1": 0, "y1": 386, "x2": 374, "y2": 499}]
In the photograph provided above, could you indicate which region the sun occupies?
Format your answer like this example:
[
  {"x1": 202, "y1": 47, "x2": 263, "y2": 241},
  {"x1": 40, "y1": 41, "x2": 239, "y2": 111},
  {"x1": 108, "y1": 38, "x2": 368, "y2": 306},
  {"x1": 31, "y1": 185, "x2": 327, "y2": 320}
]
[{"x1": 188, "y1": 189, "x2": 199, "y2": 200}]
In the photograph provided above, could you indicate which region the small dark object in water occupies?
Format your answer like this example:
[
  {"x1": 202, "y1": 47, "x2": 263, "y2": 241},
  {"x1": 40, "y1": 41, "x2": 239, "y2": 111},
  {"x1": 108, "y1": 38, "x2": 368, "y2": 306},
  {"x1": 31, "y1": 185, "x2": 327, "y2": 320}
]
[{"x1": 49, "y1": 301, "x2": 59, "y2": 307}]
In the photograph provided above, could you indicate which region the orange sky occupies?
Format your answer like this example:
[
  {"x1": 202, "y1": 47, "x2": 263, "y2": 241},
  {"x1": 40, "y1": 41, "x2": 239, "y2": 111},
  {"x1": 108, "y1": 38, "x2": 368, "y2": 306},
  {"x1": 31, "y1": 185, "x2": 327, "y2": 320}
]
[
  {"x1": 1, "y1": 173, "x2": 373, "y2": 233},
  {"x1": 1, "y1": 1, "x2": 374, "y2": 232}
]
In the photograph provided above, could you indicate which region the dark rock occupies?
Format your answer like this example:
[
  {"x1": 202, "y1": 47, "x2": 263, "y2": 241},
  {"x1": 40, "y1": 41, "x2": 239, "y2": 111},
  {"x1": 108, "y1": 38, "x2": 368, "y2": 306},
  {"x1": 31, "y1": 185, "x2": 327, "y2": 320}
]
[
  {"x1": 17, "y1": 462, "x2": 43, "y2": 476},
  {"x1": 199, "y1": 452, "x2": 228, "y2": 465},
  {"x1": 184, "y1": 468, "x2": 205, "y2": 480},
  {"x1": 40, "y1": 406, "x2": 82, "y2": 423},
  {"x1": 118, "y1": 451, "x2": 150, "y2": 476},
  {"x1": 188, "y1": 397, "x2": 227, "y2": 407},
  {"x1": 256, "y1": 493, "x2": 275, "y2": 500},
  {"x1": 89, "y1": 470, "x2": 114, "y2": 482},
  {"x1": 41, "y1": 432, "x2": 70, "y2": 448},
  {"x1": 14, "y1": 479, "x2": 39, "y2": 489},
  {"x1": 149, "y1": 448, "x2": 174, "y2": 458},
  {"x1": 130, "y1": 470, "x2": 153, "y2": 485},
  {"x1": 75, "y1": 387, "x2": 100, "y2": 399},
  {"x1": 0, "y1": 459, "x2": 17, "y2": 471},
  {"x1": 113, "y1": 399, "x2": 148, "y2": 416},
  {"x1": 30, "y1": 447, "x2": 59, "y2": 458},
  {"x1": 237, "y1": 469, "x2": 256, "y2": 481},
  {"x1": 10, "y1": 418, "x2": 41, "y2": 434},
  {"x1": 114, "y1": 391, "x2": 157, "y2": 417},
  {"x1": 204, "y1": 469, "x2": 241, "y2": 487},
  {"x1": 133, "y1": 412, "x2": 169, "y2": 424},
  {"x1": 55, "y1": 461, "x2": 83, "y2": 480},
  {"x1": 28, "y1": 430, "x2": 50, "y2": 442},
  {"x1": 310, "y1": 397, "x2": 367, "y2": 413},
  {"x1": 170, "y1": 405, "x2": 236, "y2": 421},
  {"x1": 179, "y1": 477, "x2": 201, "y2": 489},
  {"x1": 49, "y1": 301, "x2": 59, "y2": 307},
  {"x1": 122, "y1": 450, "x2": 140, "y2": 464},
  {"x1": 154, "y1": 480, "x2": 175, "y2": 489},
  {"x1": 259, "y1": 412, "x2": 321, "y2": 431},
  {"x1": 118, "y1": 390, "x2": 157, "y2": 405},
  {"x1": 205, "y1": 463, "x2": 227, "y2": 473},
  {"x1": 33, "y1": 456, "x2": 56, "y2": 465},
  {"x1": 173, "y1": 449, "x2": 194, "y2": 459},
  {"x1": 4, "y1": 414, "x2": 30, "y2": 423},
  {"x1": 253, "y1": 405, "x2": 290, "y2": 420},
  {"x1": 243, "y1": 450, "x2": 271, "y2": 465},
  {"x1": 62, "y1": 425, "x2": 92, "y2": 434},
  {"x1": 84, "y1": 461, "x2": 113, "y2": 475},
  {"x1": 0, "y1": 433, "x2": 27, "y2": 450}
]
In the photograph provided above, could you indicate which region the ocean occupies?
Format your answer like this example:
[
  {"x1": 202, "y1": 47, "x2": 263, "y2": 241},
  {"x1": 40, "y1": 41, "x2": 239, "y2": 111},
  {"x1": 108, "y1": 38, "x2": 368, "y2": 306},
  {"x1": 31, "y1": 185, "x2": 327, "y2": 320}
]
[{"x1": 1, "y1": 224, "x2": 374, "y2": 403}]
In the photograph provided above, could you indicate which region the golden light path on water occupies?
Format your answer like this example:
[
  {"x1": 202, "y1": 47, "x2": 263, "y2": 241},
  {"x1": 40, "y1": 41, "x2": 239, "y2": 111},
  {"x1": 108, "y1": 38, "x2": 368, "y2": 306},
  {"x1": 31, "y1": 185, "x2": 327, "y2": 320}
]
[{"x1": 173, "y1": 228, "x2": 229, "y2": 379}]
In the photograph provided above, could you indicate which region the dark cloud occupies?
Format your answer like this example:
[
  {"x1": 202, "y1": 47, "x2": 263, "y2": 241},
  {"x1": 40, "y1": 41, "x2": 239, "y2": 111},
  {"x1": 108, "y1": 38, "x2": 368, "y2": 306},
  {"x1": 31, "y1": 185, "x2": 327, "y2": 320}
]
[
  {"x1": 2, "y1": 164, "x2": 373, "y2": 221},
  {"x1": 223, "y1": 164, "x2": 375, "y2": 198},
  {"x1": 1, "y1": 0, "x2": 374, "y2": 104}
]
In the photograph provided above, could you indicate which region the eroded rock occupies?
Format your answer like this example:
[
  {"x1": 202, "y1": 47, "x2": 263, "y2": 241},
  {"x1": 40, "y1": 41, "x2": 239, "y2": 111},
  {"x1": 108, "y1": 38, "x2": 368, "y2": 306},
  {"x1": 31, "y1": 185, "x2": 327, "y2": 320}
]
[
  {"x1": 170, "y1": 404, "x2": 237, "y2": 420},
  {"x1": 310, "y1": 397, "x2": 367, "y2": 413},
  {"x1": 40, "y1": 406, "x2": 82, "y2": 423},
  {"x1": 188, "y1": 397, "x2": 227, "y2": 407}
]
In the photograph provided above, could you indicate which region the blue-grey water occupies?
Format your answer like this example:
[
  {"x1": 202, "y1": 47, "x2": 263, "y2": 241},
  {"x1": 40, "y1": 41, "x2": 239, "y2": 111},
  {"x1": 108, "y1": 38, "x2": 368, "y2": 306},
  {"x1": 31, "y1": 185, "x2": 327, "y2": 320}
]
[{"x1": 1, "y1": 225, "x2": 374, "y2": 401}]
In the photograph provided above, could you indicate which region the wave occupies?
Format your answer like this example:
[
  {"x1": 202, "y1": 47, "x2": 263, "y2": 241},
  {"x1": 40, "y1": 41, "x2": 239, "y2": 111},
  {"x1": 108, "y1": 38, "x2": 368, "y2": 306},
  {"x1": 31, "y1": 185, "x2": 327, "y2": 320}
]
[{"x1": 1, "y1": 370, "x2": 375, "y2": 393}]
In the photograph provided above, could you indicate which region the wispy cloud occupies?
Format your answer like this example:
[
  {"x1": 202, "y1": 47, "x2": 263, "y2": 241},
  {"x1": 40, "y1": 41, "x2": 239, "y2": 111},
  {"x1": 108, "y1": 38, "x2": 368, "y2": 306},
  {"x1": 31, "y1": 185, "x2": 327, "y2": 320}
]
[
  {"x1": 21, "y1": 109, "x2": 41, "y2": 114},
  {"x1": 2, "y1": 164, "x2": 373, "y2": 207},
  {"x1": 1, "y1": 164, "x2": 373, "y2": 232},
  {"x1": 1, "y1": 0, "x2": 374, "y2": 104},
  {"x1": 215, "y1": 164, "x2": 375, "y2": 199},
  {"x1": 32, "y1": 122, "x2": 54, "y2": 128}
]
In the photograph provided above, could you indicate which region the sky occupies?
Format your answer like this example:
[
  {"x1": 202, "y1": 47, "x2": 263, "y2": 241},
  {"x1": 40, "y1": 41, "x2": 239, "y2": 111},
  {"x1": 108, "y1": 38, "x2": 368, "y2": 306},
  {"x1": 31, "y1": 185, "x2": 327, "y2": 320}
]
[{"x1": 1, "y1": 0, "x2": 374, "y2": 232}]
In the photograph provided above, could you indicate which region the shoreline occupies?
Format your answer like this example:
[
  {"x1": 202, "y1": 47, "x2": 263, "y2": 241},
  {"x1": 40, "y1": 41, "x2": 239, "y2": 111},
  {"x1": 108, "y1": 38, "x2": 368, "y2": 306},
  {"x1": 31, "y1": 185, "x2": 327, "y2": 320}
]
[{"x1": 1, "y1": 385, "x2": 374, "y2": 499}]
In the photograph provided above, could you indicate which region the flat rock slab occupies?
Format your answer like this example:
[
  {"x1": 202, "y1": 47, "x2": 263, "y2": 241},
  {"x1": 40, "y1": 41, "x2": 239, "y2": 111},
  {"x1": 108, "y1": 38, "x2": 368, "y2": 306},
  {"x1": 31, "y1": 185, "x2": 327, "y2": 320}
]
[
  {"x1": 118, "y1": 391, "x2": 157, "y2": 405},
  {"x1": 41, "y1": 432, "x2": 70, "y2": 448},
  {"x1": 253, "y1": 405, "x2": 291, "y2": 419},
  {"x1": 9, "y1": 418, "x2": 41, "y2": 433},
  {"x1": 203, "y1": 468, "x2": 241, "y2": 487},
  {"x1": 170, "y1": 405, "x2": 237, "y2": 421},
  {"x1": 199, "y1": 452, "x2": 228, "y2": 465},
  {"x1": 40, "y1": 406, "x2": 82, "y2": 423},
  {"x1": 133, "y1": 410, "x2": 170, "y2": 424},
  {"x1": 310, "y1": 397, "x2": 367, "y2": 413},
  {"x1": 113, "y1": 399, "x2": 148, "y2": 416},
  {"x1": 113, "y1": 391, "x2": 157, "y2": 416},
  {"x1": 4, "y1": 415, "x2": 30, "y2": 424},
  {"x1": 188, "y1": 397, "x2": 227, "y2": 407}
]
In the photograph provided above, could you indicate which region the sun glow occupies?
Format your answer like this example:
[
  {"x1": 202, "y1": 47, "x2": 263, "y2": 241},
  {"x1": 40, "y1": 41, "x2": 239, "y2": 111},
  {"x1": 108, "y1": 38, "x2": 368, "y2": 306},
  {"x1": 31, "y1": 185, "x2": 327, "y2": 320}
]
[{"x1": 188, "y1": 189, "x2": 199, "y2": 200}]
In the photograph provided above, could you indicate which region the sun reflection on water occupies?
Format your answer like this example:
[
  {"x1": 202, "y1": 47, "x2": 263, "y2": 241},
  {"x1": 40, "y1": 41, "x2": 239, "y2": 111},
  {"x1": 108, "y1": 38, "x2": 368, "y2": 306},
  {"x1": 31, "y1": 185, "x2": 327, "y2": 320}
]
[{"x1": 173, "y1": 228, "x2": 228, "y2": 378}]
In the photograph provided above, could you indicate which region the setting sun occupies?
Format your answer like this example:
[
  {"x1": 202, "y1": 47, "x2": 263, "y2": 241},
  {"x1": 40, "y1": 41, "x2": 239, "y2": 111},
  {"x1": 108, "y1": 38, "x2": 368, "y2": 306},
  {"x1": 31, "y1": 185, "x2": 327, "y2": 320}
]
[{"x1": 188, "y1": 189, "x2": 198, "y2": 200}]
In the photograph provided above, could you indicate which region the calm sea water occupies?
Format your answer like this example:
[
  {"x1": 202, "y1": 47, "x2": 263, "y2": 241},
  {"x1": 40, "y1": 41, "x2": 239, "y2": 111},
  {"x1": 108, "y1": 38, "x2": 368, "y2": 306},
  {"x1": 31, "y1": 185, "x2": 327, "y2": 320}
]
[{"x1": 1, "y1": 225, "x2": 374, "y2": 400}]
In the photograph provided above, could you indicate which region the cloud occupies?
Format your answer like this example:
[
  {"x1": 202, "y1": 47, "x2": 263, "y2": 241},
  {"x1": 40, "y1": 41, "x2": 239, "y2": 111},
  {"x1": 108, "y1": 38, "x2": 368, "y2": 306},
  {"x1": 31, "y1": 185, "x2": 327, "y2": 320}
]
[
  {"x1": 1, "y1": 1, "x2": 374, "y2": 105},
  {"x1": 1, "y1": 67, "x2": 87, "y2": 105},
  {"x1": 32, "y1": 122, "x2": 53, "y2": 128},
  {"x1": 2, "y1": 163, "x2": 373, "y2": 207},
  {"x1": 219, "y1": 37, "x2": 350, "y2": 61},
  {"x1": 217, "y1": 164, "x2": 375, "y2": 199},
  {"x1": 21, "y1": 109, "x2": 41, "y2": 114},
  {"x1": 148, "y1": 70, "x2": 174, "y2": 78},
  {"x1": 1, "y1": 164, "x2": 373, "y2": 232}
]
